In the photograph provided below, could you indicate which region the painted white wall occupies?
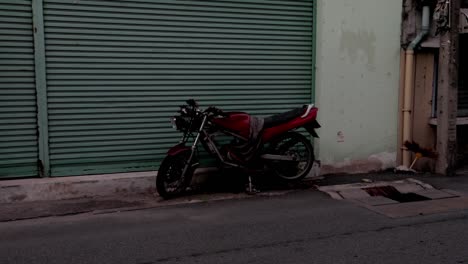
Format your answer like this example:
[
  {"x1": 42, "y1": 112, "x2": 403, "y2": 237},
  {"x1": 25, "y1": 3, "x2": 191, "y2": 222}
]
[{"x1": 315, "y1": 0, "x2": 402, "y2": 166}]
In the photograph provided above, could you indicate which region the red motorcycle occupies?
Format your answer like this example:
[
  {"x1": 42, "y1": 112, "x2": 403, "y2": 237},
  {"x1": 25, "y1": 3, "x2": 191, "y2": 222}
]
[{"x1": 157, "y1": 99, "x2": 320, "y2": 199}]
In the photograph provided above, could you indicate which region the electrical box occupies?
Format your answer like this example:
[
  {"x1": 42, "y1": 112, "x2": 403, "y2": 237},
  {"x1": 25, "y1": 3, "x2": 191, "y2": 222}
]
[{"x1": 461, "y1": 9, "x2": 468, "y2": 34}]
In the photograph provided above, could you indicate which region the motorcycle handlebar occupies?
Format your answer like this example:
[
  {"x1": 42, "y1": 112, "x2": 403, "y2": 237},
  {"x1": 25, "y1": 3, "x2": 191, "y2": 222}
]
[
  {"x1": 181, "y1": 99, "x2": 225, "y2": 117},
  {"x1": 204, "y1": 106, "x2": 226, "y2": 117}
]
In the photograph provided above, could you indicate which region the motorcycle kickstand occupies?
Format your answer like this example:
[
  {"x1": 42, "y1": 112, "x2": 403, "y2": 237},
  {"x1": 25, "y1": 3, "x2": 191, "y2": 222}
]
[{"x1": 246, "y1": 175, "x2": 260, "y2": 195}]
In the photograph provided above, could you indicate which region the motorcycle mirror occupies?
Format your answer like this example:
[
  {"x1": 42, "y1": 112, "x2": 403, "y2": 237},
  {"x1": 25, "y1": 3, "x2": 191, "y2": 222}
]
[{"x1": 186, "y1": 99, "x2": 198, "y2": 107}]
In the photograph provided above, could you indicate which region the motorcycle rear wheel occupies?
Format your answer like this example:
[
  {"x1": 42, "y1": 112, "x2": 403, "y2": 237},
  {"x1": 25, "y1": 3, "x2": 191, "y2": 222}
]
[
  {"x1": 156, "y1": 152, "x2": 194, "y2": 199},
  {"x1": 266, "y1": 132, "x2": 314, "y2": 181}
]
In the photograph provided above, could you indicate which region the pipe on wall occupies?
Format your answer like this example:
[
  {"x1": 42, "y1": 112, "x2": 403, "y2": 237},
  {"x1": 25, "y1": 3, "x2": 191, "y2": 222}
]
[{"x1": 401, "y1": 6, "x2": 431, "y2": 167}]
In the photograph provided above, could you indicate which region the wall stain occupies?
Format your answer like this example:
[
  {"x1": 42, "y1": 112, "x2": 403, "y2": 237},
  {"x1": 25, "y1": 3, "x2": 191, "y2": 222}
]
[
  {"x1": 339, "y1": 27, "x2": 376, "y2": 71},
  {"x1": 9, "y1": 194, "x2": 27, "y2": 202}
]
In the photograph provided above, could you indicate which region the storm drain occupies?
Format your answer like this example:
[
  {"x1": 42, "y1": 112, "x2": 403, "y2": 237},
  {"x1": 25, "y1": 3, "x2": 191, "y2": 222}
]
[
  {"x1": 363, "y1": 186, "x2": 431, "y2": 203},
  {"x1": 317, "y1": 178, "x2": 468, "y2": 218}
]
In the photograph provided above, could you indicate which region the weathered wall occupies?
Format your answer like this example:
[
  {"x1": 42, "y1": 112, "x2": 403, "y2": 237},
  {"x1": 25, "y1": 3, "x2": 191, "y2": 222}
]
[{"x1": 314, "y1": 0, "x2": 402, "y2": 173}]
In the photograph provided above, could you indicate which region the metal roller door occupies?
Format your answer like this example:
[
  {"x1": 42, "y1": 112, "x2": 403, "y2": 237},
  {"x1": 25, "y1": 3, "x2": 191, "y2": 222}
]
[
  {"x1": 0, "y1": 0, "x2": 39, "y2": 178},
  {"x1": 43, "y1": 0, "x2": 315, "y2": 176}
]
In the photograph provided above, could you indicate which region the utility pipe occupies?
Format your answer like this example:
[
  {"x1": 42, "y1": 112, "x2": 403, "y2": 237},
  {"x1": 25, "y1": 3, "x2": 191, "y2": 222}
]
[{"x1": 402, "y1": 6, "x2": 431, "y2": 167}]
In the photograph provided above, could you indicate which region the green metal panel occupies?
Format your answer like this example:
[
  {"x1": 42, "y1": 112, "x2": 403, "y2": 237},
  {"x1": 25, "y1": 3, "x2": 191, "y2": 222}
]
[
  {"x1": 0, "y1": 0, "x2": 39, "y2": 178},
  {"x1": 311, "y1": 0, "x2": 318, "y2": 103},
  {"x1": 32, "y1": 0, "x2": 50, "y2": 177},
  {"x1": 43, "y1": 0, "x2": 315, "y2": 176}
]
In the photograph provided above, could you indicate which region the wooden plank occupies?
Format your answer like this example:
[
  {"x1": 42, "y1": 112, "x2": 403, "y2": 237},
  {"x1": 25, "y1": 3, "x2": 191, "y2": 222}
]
[
  {"x1": 429, "y1": 117, "x2": 468, "y2": 125},
  {"x1": 412, "y1": 53, "x2": 436, "y2": 149}
]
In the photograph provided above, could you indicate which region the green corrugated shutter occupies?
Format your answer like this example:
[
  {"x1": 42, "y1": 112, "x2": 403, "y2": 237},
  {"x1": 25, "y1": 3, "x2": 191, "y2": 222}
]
[
  {"x1": 0, "y1": 0, "x2": 39, "y2": 178},
  {"x1": 43, "y1": 0, "x2": 315, "y2": 176}
]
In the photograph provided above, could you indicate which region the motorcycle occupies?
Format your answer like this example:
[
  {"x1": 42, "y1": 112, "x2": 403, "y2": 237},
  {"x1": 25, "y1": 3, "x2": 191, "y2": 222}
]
[{"x1": 157, "y1": 99, "x2": 321, "y2": 199}]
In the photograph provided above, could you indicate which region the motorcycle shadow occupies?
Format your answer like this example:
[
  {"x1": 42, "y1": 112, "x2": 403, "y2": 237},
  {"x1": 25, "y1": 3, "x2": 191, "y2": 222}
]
[{"x1": 188, "y1": 168, "x2": 316, "y2": 196}]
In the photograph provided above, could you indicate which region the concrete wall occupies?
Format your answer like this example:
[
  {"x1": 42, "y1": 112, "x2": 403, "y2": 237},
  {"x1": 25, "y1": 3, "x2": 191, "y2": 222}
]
[{"x1": 314, "y1": 0, "x2": 402, "y2": 173}]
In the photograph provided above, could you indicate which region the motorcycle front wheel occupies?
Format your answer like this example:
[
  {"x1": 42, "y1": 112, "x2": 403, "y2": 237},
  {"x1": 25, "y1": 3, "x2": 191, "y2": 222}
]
[
  {"x1": 156, "y1": 152, "x2": 194, "y2": 199},
  {"x1": 266, "y1": 132, "x2": 314, "y2": 181}
]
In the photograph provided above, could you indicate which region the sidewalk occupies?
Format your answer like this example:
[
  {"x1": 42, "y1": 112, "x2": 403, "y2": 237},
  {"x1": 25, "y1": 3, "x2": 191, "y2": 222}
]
[
  {"x1": 0, "y1": 169, "x2": 316, "y2": 222},
  {"x1": 1, "y1": 169, "x2": 468, "y2": 222}
]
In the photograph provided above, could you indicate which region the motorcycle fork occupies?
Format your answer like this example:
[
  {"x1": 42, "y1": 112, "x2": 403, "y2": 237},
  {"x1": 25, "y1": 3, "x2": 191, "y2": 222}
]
[{"x1": 181, "y1": 115, "x2": 208, "y2": 179}]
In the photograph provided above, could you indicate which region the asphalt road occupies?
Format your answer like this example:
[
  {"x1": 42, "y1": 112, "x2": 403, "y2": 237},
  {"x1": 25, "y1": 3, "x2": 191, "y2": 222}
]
[{"x1": 1, "y1": 189, "x2": 468, "y2": 264}]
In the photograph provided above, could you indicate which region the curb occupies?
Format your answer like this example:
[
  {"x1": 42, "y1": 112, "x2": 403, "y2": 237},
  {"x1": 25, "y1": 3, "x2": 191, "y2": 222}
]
[
  {"x1": 0, "y1": 168, "x2": 219, "y2": 204},
  {"x1": 0, "y1": 172, "x2": 156, "y2": 203}
]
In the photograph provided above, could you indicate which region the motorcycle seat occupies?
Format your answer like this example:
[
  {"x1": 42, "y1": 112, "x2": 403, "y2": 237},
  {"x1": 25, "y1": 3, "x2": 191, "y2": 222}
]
[{"x1": 263, "y1": 107, "x2": 305, "y2": 128}]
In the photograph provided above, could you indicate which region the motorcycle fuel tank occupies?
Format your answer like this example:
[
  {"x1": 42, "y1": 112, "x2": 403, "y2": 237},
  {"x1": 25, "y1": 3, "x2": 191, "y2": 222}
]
[{"x1": 211, "y1": 112, "x2": 250, "y2": 139}]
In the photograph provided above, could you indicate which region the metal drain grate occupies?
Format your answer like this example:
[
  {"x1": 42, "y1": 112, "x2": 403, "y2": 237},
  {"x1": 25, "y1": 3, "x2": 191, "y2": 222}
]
[{"x1": 363, "y1": 186, "x2": 431, "y2": 203}]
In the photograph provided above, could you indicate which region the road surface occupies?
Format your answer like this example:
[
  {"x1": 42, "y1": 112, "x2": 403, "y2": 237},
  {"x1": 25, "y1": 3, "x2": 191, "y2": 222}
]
[{"x1": 1, "y1": 190, "x2": 468, "y2": 264}]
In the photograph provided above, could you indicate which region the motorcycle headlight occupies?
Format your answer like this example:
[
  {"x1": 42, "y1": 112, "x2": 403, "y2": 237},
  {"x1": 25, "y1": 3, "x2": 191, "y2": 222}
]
[{"x1": 171, "y1": 116, "x2": 190, "y2": 131}]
